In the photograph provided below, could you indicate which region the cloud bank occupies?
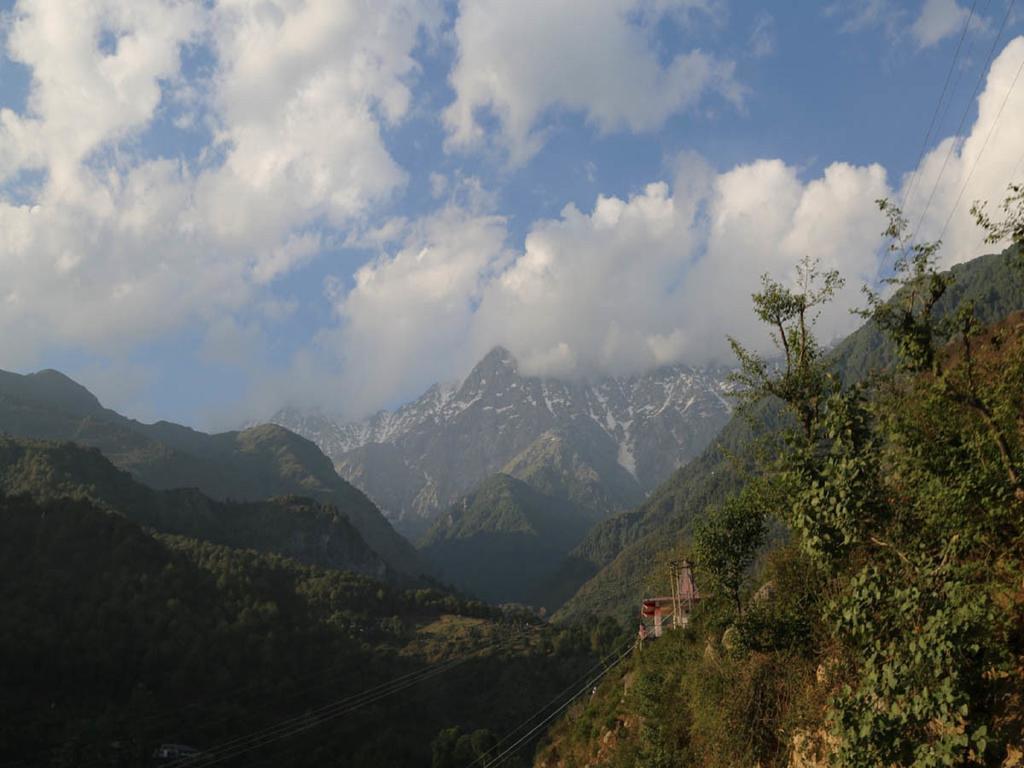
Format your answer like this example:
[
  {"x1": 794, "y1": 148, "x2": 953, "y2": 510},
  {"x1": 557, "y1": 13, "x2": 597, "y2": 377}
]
[
  {"x1": 324, "y1": 37, "x2": 1024, "y2": 415},
  {"x1": 324, "y1": 157, "x2": 889, "y2": 413}
]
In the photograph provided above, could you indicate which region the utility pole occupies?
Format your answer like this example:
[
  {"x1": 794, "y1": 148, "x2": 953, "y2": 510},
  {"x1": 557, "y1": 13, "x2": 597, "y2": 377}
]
[
  {"x1": 668, "y1": 560, "x2": 681, "y2": 630},
  {"x1": 683, "y1": 559, "x2": 695, "y2": 614}
]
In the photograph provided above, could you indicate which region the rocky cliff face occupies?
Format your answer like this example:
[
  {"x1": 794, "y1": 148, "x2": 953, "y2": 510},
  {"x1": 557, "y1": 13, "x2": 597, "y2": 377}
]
[{"x1": 268, "y1": 347, "x2": 734, "y2": 535}]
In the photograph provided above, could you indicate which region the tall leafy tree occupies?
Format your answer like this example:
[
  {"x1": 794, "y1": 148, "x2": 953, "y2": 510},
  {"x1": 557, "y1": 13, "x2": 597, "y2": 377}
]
[
  {"x1": 692, "y1": 490, "x2": 766, "y2": 613},
  {"x1": 729, "y1": 254, "x2": 844, "y2": 437},
  {"x1": 972, "y1": 182, "x2": 1024, "y2": 255},
  {"x1": 861, "y1": 199, "x2": 951, "y2": 373}
]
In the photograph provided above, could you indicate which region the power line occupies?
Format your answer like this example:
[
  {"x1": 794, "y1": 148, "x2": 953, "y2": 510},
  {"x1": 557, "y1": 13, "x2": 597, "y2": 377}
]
[
  {"x1": 936, "y1": 43, "x2": 1024, "y2": 244},
  {"x1": 21, "y1": 655, "x2": 374, "y2": 768},
  {"x1": 162, "y1": 656, "x2": 467, "y2": 767},
  {"x1": 898, "y1": 0, "x2": 982, "y2": 214},
  {"x1": 1009, "y1": 145, "x2": 1024, "y2": 184},
  {"x1": 929, "y1": 0, "x2": 995, "y2": 171},
  {"x1": 465, "y1": 638, "x2": 636, "y2": 768},
  {"x1": 163, "y1": 628, "x2": 531, "y2": 768},
  {"x1": 173, "y1": 644, "x2": 503, "y2": 767},
  {"x1": 483, "y1": 645, "x2": 635, "y2": 768},
  {"x1": 480, "y1": 644, "x2": 635, "y2": 768},
  {"x1": 188, "y1": 656, "x2": 470, "y2": 767},
  {"x1": 121, "y1": 651, "x2": 368, "y2": 739},
  {"x1": 908, "y1": 0, "x2": 1018, "y2": 248},
  {"x1": 28, "y1": 620, "x2": 532, "y2": 768}
]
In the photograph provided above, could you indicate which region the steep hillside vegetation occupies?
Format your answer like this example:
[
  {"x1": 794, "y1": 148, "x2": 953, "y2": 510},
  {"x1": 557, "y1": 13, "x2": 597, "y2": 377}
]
[
  {"x1": 538, "y1": 222, "x2": 1024, "y2": 767},
  {"x1": 0, "y1": 372, "x2": 424, "y2": 577},
  {"x1": 554, "y1": 246, "x2": 1024, "y2": 622}
]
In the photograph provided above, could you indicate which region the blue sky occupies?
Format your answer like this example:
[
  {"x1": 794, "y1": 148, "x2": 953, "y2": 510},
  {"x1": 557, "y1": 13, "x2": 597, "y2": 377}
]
[{"x1": 1, "y1": 0, "x2": 1022, "y2": 428}]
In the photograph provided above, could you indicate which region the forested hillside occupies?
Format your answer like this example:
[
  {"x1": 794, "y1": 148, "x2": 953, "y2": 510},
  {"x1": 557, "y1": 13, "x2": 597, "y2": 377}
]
[
  {"x1": 0, "y1": 492, "x2": 622, "y2": 767},
  {"x1": 419, "y1": 473, "x2": 595, "y2": 604},
  {"x1": 0, "y1": 437, "x2": 392, "y2": 578}
]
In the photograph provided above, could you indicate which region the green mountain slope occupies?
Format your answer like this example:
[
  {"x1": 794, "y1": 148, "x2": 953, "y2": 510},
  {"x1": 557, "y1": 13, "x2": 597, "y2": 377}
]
[
  {"x1": 547, "y1": 407, "x2": 778, "y2": 618},
  {"x1": 832, "y1": 245, "x2": 1024, "y2": 382},
  {"x1": 0, "y1": 368, "x2": 104, "y2": 414},
  {"x1": 419, "y1": 473, "x2": 595, "y2": 604},
  {"x1": 0, "y1": 436, "x2": 391, "y2": 578},
  {"x1": 554, "y1": 247, "x2": 1024, "y2": 622},
  {"x1": 0, "y1": 370, "x2": 425, "y2": 577}
]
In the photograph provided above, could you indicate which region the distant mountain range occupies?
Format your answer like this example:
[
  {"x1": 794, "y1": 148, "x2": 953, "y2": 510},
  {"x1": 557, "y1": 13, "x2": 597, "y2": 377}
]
[
  {"x1": 268, "y1": 348, "x2": 734, "y2": 537},
  {"x1": 0, "y1": 368, "x2": 427, "y2": 580},
  {"x1": 13, "y1": 251, "x2": 1015, "y2": 615}
]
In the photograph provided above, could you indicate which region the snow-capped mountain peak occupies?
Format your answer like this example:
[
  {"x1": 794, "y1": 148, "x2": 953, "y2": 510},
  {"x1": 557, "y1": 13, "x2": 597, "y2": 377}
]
[{"x1": 265, "y1": 347, "x2": 734, "y2": 535}]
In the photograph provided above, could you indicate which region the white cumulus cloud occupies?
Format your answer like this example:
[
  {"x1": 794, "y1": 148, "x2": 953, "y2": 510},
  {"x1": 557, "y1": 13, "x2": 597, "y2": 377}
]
[
  {"x1": 319, "y1": 208, "x2": 513, "y2": 414},
  {"x1": 443, "y1": 0, "x2": 744, "y2": 164},
  {"x1": 3, "y1": 1, "x2": 1022, "y2": 427},
  {"x1": 899, "y1": 36, "x2": 1024, "y2": 266},
  {"x1": 911, "y1": 0, "x2": 974, "y2": 49},
  {"x1": 318, "y1": 156, "x2": 892, "y2": 414},
  {"x1": 0, "y1": 0, "x2": 201, "y2": 185}
]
